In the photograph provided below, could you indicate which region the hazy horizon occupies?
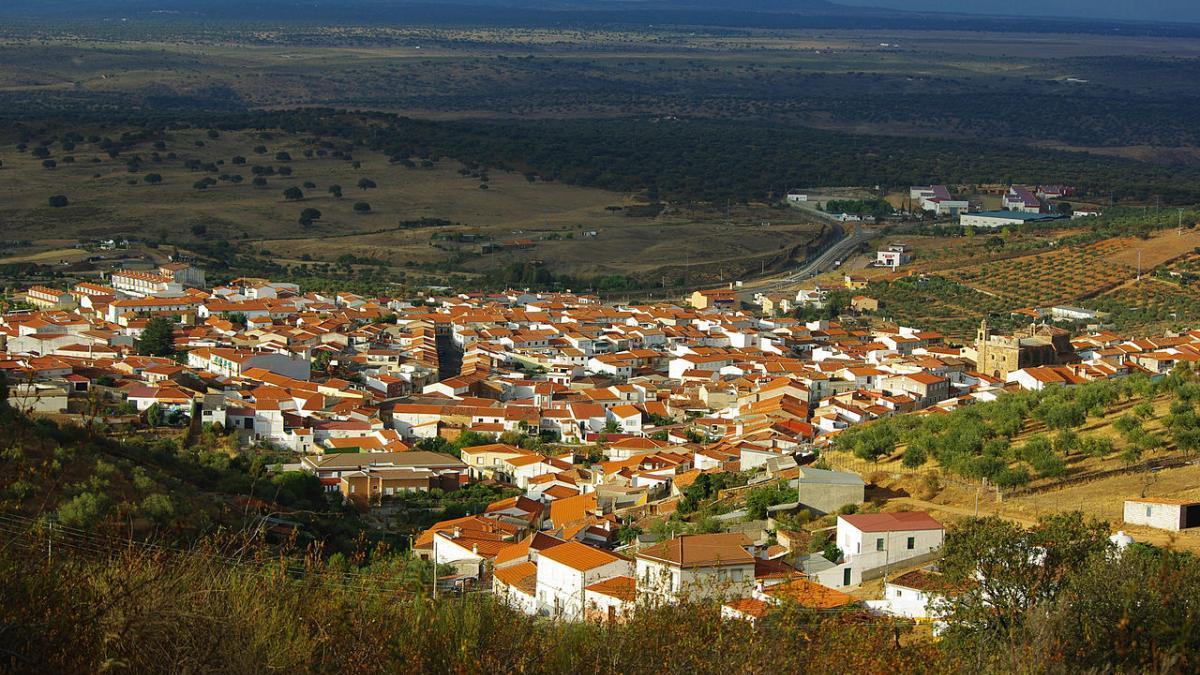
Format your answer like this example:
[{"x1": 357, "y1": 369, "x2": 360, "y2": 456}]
[{"x1": 834, "y1": 0, "x2": 1200, "y2": 24}]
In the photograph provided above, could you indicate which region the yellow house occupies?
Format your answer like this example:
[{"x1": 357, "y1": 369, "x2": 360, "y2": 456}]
[
  {"x1": 759, "y1": 294, "x2": 793, "y2": 317},
  {"x1": 843, "y1": 275, "x2": 869, "y2": 291},
  {"x1": 689, "y1": 288, "x2": 737, "y2": 310},
  {"x1": 851, "y1": 295, "x2": 879, "y2": 313}
]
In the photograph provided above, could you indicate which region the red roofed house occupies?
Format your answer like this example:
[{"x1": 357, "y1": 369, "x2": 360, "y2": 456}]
[
  {"x1": 835, "y1": 512, "x2": 943, "y2": 583},
  {"x1": 535, "y1": 541, "x2": 632, "y2": 620}
]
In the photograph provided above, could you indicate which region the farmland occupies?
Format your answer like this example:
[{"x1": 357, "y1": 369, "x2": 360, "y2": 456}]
[
  {"x1": 950, "y1": 241, "x2": 1134, "y2": 306},
  {"x1": 827, "y1": 372, "x2": 1200, "y2": 553}
]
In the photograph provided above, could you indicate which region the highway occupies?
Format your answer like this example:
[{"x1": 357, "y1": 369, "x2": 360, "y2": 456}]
[{"x1": 742, "y1": 220, "x2": 876, "y2": 298}]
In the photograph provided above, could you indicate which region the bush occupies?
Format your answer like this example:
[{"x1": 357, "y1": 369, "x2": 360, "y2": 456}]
[
  {"x1": 47, "y1": 195, "x2": 69, "y2": 207},
  {"x1": 140, "y1": 493, "x2": 175, "y2": 523},
  {"x1": 993, "y1": 467, "x2": 1031, "y2": 488},
  {"x1": 56, "y1": 492, "x2": 110, "y2": 529}
]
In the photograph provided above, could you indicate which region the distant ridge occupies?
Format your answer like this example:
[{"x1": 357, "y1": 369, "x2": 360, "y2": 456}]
[{"x1": 2, "y1": 0, "x2": 1198, "y2": 36}]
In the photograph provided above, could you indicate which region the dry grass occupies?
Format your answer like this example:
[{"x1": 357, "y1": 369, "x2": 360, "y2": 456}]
[
  {"x1": 0, "y1": 127, "x2": 823, "y2": 279},
  {"x1": 1102, "y1": 228, "x2": 1200, "y2": 269}
]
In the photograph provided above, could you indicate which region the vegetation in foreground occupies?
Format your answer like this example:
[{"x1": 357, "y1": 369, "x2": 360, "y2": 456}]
[
  {"x1": 4, "y1": 509, "x2": 1200, "y2": 673},
  {"x1": 2, "y1": 379, "x2": 1200, "y2": 673}
]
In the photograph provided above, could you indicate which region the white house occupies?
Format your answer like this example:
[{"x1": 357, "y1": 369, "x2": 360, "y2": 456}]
[
  {"x1": 865, "y1": 568, "x2": 958, "y2": 632},
  {"x1": 535, "y1": 541, "x2": 632, "y2": 620},
  {"x1": 876, "y1": 243, "x2": 912, "y2": 269},
  {"x1": 188, "y1": 347, "x2": 311, "y2": 380},
  {"x1": 1123, "y1": 498, "x2": 1200, "y2": 531},
  {"x1": 910, "y1": 185, "x2": 968, "y2": 216},
  {"x1": 635, "y1": 533, "x2": 757, "y2": 603},
  {"x1": 110, "y1": 270, "x2": 183, "y2": 298},
  {"x1": 493, "y1": 561, "x2": 539, "y2": 616},
  {"x1": 838, "y1": 512, "x2": 944, "y2": 567},
  {"x1": 584, "y1": 576, "x2": 638, "y2": 623}
]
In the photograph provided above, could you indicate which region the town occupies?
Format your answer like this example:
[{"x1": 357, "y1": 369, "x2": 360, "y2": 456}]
[
  {"x1": 4, "y1": 4, "x2": 1200, "y2": 670},
  {"x1": 5, "y1": 241, "x2": 1200, "y2": 628}
]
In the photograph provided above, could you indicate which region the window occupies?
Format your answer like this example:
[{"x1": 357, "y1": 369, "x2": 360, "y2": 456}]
[
  {"x1": 730, "y1": 569, "x2": 744, "y2": 582},
  {"x1": 876, "y1": 537, "x2": 885, "y2": 551},
  {"x1": 906, "y1": 536, "x2": 915, "y2": 550},
  {"x1": 1147, "y1": 506, "x2": 1153, "y2": 518}
]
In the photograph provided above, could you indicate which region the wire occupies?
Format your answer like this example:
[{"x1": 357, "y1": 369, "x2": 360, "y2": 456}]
[{"x1": 0, "y1": 511, "x2": 440, "y2": 596}]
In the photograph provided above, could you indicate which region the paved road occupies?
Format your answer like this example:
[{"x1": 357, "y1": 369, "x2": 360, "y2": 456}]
[{"x1": 741, "y1": 222, "x2": 875, "y2": 299}]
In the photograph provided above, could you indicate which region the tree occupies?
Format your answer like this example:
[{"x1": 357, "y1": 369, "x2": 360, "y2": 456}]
[
  {"x1": 357, "y1": 178, "x2": 376, "y2": 190},
  {"x1": 850, "y1": 422, "x2": 897, "y2": 462},
  {"x1": 1132, "y1": 401, "x2": 1155, "y2": 420},
  {"x1": 616, "y1": 524, "x2": 642, "y2": 546},
  {"x1": 353, "y1": 201, "x2": 371, "y2": 213},
  {"x1": 298, "y1": 208, "x2": 322, "y2": 226},
  {"x1": 901, "y1": 444, "x2": 927, "y2": 468},
  {"x1": 1035, "y1": 400, "x2": 1085, "y2": 431},
  {"x1": 47, "y1": 195, "x2": 69, "y2": 208},
  {"x1": 328, "y1": 184, "x2": 343, "y2": 199},
  {"x1": 191, "y1": 223, "x2": 208, "y2": 237},
  {"x1": 312, "y1": 350, "x2": 333, "y2": 371},
  {"x1": 283, "y1": 186, "x2": 304, "y2": 201},
  {"x1": 252, "y1": 176, "x2": 268, "y2": 188},
  {"x1": 231, "y1": 155, "x2": 246, "y2": 165},
  {"x1": 144, "y1": 173, "x2": 163, "y2": 185},
  {"x1": 275, "y1": 151, "x2": 291, "y2": 161},
  {"x1": 56, "y1": 492, "x2": 110, "y2": 529},
  {"x1": 136, "y1": 316, "x2": 176, "y2": 357},
  {"x1": 42, "y1": 159, "x2": 57, "y2": 169},
  {"x1": 146, "y1": 402, "x2": 165, "y2": 428},
  {"x1": 939, "y1": 513, "x2": 1111, "y2": 655},
  {"x1": 1037, "y1": 544, "x2": 1200, "y2": 672},
  {"x1": 745, "y1": 484, "x2": 796, "y2": 520}
]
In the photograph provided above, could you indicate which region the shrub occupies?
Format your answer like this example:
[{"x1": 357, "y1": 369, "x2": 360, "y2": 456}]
[{"x1": 56, "y1": 492, "x2": 110, "y2": 529}]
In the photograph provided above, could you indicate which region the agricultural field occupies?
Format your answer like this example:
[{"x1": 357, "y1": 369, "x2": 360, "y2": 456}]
[
  {"x1": 950, "y1": 241, "x2": 1134, "y2": 306},
  {"x1": 828, "y1": 375, "x2": 1200, "y2": 553},
  {"x1": 1088, "y1": 279, "x2": 1200, "y2": 332},
  {"x1": 860, "y1": 276, "x2": 1017, "y2": 339}
]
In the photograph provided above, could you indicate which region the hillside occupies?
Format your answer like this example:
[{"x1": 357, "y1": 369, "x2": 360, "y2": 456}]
[{"x1": 0, "y1": 381, "x2": 372, "y2": 554}]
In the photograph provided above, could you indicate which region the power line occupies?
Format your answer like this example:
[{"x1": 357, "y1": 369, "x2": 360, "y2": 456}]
[{"x1": 0, "y1": 512, "x2": 434, "y2": 596}]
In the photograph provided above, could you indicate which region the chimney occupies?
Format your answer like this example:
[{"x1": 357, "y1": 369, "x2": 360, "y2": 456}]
[{"x1": 453, "y1": 527, "x2": 462, "y2": 539}]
